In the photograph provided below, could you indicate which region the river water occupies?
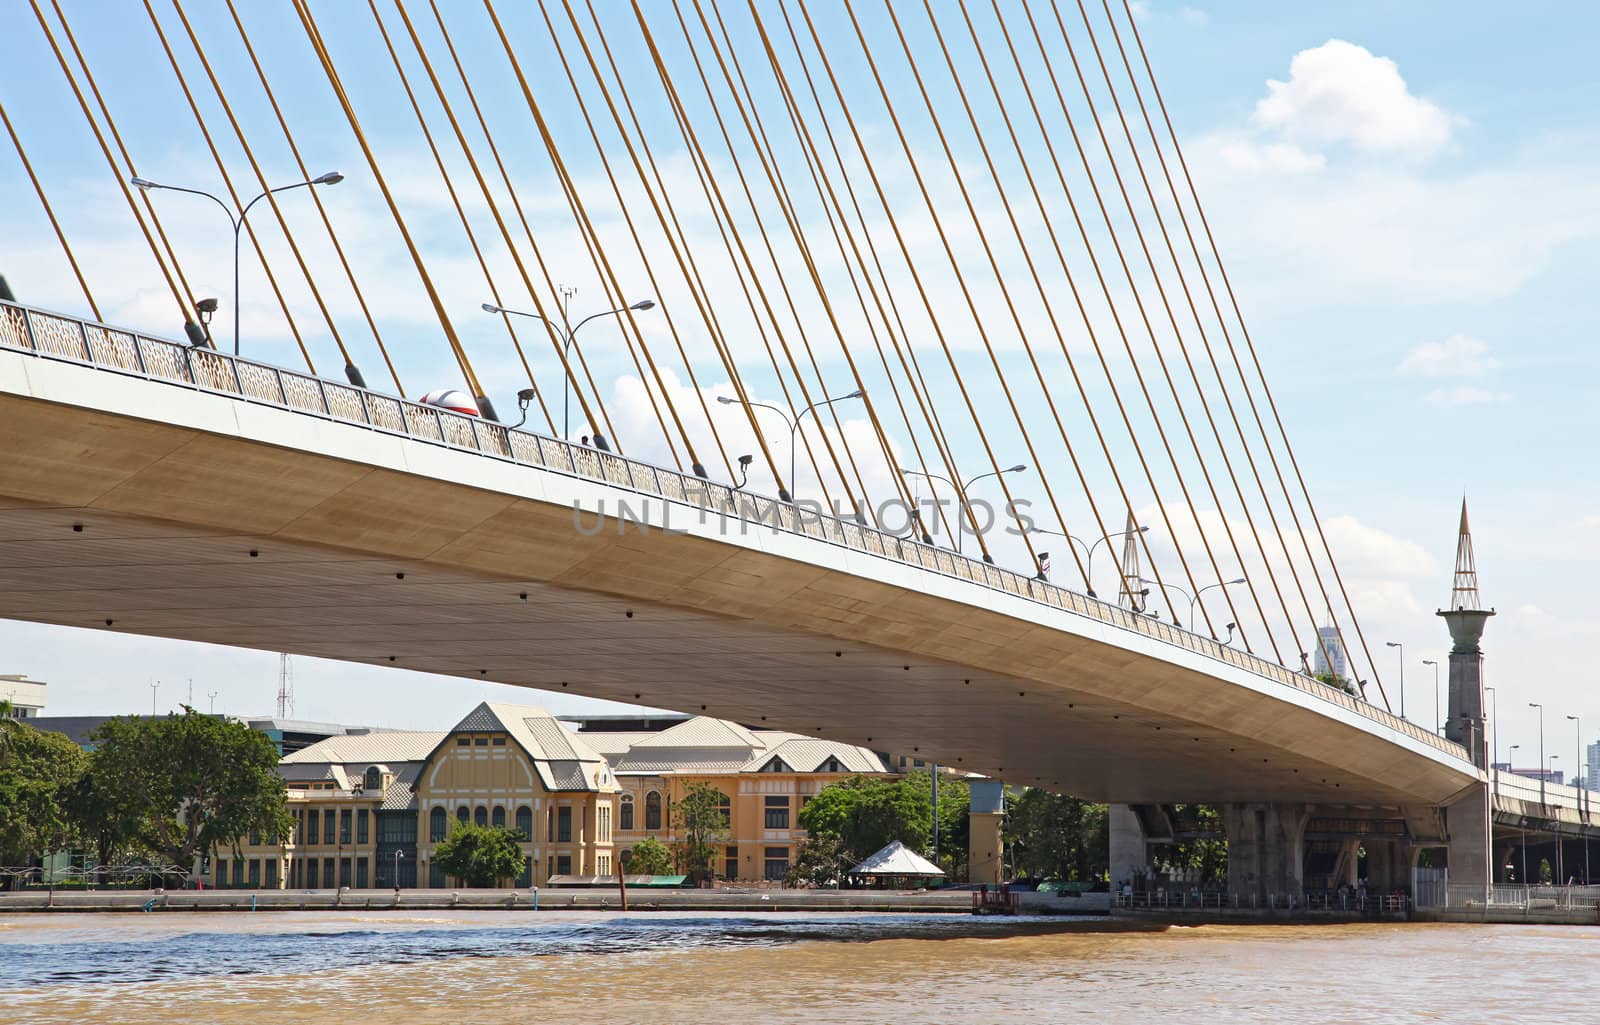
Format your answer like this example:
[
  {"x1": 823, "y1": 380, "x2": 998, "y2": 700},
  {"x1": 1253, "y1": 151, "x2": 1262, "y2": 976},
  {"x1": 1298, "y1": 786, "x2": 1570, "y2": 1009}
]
[{"x1": 0, "y1": 911, "x2": 1592, "y2": 1024}]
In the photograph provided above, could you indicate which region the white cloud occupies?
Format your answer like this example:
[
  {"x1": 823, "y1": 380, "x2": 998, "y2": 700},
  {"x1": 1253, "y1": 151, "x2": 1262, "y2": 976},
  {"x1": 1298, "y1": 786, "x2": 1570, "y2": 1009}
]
[
  {"x1": 1180, "y1": 7, "x2": 1210, "y2": 27},
  {"x1": 1423, "y1": 386, "x2": 1508, "y2": 407},
  {"x1": 1252, "y1": 39, "x2": 1463, "y2": 158},
  {"x1": 1399, "y1": 334, "x2": 1498, "y2": 377},
  {"x1": 1217, "y1": 139, "x2": 1326, "y2": 175}
]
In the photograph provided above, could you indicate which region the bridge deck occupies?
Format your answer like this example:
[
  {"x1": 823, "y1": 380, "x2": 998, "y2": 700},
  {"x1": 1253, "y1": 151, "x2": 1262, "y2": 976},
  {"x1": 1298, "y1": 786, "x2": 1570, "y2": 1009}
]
[{"x1": 0, "y1": 300, "x2": 1481, "y2": 805}]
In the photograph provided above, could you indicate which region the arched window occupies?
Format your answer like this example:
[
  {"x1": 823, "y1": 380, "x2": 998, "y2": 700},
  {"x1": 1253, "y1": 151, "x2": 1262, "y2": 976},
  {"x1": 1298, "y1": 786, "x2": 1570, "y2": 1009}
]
[
  {"x1": 364, "y1": 765, "x2": 382, "y2": 791},
  {"x1": 645, "y1": 791, "x2": 662, "y2": 831},
  {"x1": 456, "y1": 806, "x2": 470, "y2": 825},
  {"x1": 474, "y1": 806, "x2": 488, "y2": 828},
  {"x1": 619, "y1": 794, "x2": 634, "y2": 831},
  {"x1": 492, "y1": 806, "x2": 506, "y2": 829},
  {"x1": 515, "y1": 806, "x2": 532, "y2": 841},
  {"x1": 429, "y1": 807, "x2": 447, "y2": 842}
]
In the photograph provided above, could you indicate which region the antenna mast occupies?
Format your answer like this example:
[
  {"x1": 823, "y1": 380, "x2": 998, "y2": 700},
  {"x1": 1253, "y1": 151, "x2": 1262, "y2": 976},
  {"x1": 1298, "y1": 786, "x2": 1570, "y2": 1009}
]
[{"x1": 276, "y1": 654, "x2": 295, "y2": 719}]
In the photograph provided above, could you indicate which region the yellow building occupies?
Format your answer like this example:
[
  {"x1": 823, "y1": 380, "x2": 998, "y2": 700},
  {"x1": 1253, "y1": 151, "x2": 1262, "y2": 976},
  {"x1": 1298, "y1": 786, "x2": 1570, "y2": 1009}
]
[
  {"x1": 570, "y1": 715, "x2": 889, "y2": 882},
  {"x1": 215, "y1": 705, "x2": 889, "y2": 889}
]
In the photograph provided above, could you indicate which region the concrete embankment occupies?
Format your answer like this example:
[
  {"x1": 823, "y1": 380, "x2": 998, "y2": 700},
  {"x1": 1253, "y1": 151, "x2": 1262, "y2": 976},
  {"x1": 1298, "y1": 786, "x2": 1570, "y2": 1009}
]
[
  {"x1": 1414, "y1": 905, "x2": 1600, "y2": 926},
  {"x1": 0, "y1": 888, "x2": 1111, "y2": 915}
]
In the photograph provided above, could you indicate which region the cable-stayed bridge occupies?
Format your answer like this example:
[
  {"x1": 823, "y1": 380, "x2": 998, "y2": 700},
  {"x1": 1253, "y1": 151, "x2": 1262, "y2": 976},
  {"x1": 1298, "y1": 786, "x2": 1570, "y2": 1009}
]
[{"x1": 3, "y1": 0, "x2": 1592, "y2": 897}]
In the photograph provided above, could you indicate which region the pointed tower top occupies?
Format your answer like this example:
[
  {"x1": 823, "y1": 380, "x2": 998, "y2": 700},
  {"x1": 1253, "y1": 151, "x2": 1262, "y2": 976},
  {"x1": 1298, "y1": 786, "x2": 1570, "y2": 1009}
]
[
  {"x1": 1447, "y1": 498, "x2": 1481, "y2": 612},
  {"x1": 1117, "y1": 511, "x2": 1146, "y2": 612}
]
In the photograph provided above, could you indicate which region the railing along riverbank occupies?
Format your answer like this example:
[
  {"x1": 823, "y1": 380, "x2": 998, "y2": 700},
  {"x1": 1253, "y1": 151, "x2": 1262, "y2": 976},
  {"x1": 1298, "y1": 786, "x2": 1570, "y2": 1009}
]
[{"x1": 0, "y1": 298, "x2": 1465, "y2": 761}]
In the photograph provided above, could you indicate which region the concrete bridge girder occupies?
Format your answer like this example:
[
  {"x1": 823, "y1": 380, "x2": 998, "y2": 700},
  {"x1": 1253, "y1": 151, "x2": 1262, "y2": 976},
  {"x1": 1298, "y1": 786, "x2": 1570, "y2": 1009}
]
[{"x1": 0, "y1": 351, "x2": 1485, "y2": 808}]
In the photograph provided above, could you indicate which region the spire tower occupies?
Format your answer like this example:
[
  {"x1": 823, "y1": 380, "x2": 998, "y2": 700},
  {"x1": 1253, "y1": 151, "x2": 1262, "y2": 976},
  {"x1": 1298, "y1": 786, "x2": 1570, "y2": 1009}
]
[
  {"x1": 1117, "y1": 512, "x2": 1145, "y2": 612},
  {"x1": 1438, "y1": 499, "x2": 1494, "y2": 767}
]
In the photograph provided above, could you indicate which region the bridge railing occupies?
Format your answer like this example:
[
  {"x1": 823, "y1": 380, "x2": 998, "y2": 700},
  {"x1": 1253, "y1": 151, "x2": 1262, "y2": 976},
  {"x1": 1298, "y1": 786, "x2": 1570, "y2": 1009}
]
[
  {"x1": 0, "y1": 299, "x2": 1466, "y2": 761},
  {"x1": 1493, "y1": 771, "x2": 1591, "y2": 816}
]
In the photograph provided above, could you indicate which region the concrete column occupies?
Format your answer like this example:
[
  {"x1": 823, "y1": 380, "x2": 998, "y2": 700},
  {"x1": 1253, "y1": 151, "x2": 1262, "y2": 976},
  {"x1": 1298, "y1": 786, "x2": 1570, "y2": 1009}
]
[
  {"x1": 967, "y1": 781, "x2": 1005, "y2": 887},
  {"x1": 1221, "y1": 803, "x2": 1310, "y2": 901},
  {"x1": 1444, "y1": 782, "x2": 1492, "y2": 892},
  {"x1": 1108, "y1": 803, "x2": 1146, "y2": 892}
]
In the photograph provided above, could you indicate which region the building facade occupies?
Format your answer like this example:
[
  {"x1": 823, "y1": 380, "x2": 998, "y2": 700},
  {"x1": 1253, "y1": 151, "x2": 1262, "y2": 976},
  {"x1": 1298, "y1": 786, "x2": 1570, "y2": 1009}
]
[
  {"x1": 213, "y1": 704, "x2": 890, "y2": 889},
  {"x1": 0, "y1": 674, "x2": 46, "y2": 718}
]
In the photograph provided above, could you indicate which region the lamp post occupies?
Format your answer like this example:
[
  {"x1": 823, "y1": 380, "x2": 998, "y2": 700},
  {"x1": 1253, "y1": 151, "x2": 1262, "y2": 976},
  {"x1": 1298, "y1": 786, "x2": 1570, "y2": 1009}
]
[
  {"x1": 1570, "y1": 714, "x2": 1589, "y2": 884},
  {"x1": 1486, "y1": 686, "x2": 1499, "y2": 796},
  {"x1": 1138, "y1": 576, "x2": 1244, "y2": 632},
  {"x1": 485, "y1": 297, "x2": 655, "y2": 444},
  {"x1": 1032, "y1": 524, "x2": 1148, "y2": 598},
  {"x1": 717, "y1": 391, "x2": 863, "y2": 505},
  {"x1": 1530, "y1": 702, "x2": 1547, "y2": 807},
  {"x1": 1421, "y1": 659, "x2": 1441, "y2": 735},
  {"x1": 1385, "y1": 642, "x2": 1405, "y2": 720},
  {"x1": 393, "y1": 849, "x2": 404, "y2": 895},
  {"x1": 1510, "y1": 743, "x2": 1526, "y2": 882},
  {"x1": 898, "y1": 464, "x2": 1026, "y2": 555},
  {"x1": 131, "y1": 172, "x2": 343, "y2": 359}
]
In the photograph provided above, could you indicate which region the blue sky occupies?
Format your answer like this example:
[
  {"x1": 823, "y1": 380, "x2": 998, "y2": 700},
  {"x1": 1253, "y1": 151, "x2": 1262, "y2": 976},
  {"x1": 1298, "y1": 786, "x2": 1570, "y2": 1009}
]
[{"x1": 2, "y1": 1, "x2": 1597, "y2": 775}]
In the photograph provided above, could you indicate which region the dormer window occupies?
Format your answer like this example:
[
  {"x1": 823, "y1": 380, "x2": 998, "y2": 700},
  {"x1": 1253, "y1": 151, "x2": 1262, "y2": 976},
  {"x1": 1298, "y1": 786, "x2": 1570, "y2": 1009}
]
[
  {"x1": 760, "y1": 756, "x2": 791, "y2": 773},
  {"x1": 818, "y1": 757, "x2": 845, "y2": 773},
  {"x1": 364, "y1": 766, "x2": 382, "y2": 791}
]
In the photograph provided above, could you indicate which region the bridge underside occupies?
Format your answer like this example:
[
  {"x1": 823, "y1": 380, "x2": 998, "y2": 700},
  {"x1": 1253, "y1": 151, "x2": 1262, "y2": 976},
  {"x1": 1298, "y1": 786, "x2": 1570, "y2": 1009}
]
[{"x1": 0, "y1": 373, "x2": 1475, "y2": 807}]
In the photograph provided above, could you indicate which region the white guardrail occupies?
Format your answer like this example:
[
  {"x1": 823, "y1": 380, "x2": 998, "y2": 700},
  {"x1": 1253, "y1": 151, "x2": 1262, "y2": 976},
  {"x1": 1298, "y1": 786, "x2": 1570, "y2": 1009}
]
[{"x1": 0, "y1": 298, "x2": 1469, "y2": 761}]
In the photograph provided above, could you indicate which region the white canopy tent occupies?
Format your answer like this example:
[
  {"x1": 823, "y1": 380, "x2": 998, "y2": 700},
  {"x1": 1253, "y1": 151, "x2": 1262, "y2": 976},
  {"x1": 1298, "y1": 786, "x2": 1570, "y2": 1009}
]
[{"x1": 847, "y1": 841, "x2": 945, "y2": 878}]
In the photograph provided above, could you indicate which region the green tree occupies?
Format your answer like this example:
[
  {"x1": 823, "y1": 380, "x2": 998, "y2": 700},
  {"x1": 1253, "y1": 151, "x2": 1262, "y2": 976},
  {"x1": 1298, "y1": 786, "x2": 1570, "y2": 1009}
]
[
  {"x1": 625, "y1": 835, "x2": 674, "y2": 876},
  {"x1": 1149, "y1": 804, "x2": 1228, "y2": 884},
  {"x1": 799, "y1": 775, "x2": 933, "y2": 861},
  {"x1": 80, "y1": 709, "x2": 292, "y2": 868},
  {"x1": 433, "y1": 822, "x2": 525, "y2": 887},
  {"x1": 0, "y1": 719, "x2": 87, "y2": 864},
  {"x1": 1004, "y1": 789, "x2": 1108, "y2": 882},
  {"x1": 906, "y1": 771, "x2": 970, "y2": 879},
  {"x1": 1311, "y1": 671, "x2": 1359, "y2": 697},
  {"x1": 672, "y1": 782, "x2": 730, "y2": 882},
  {"x1": 785, "y1": 833, "x2": 852, "y2": 888}
]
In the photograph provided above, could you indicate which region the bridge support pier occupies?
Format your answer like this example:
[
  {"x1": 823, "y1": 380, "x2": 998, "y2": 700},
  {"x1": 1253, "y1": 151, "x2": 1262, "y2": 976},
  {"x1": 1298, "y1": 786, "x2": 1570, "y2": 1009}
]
[
  {"x1": 1108, "y1": 804, "x2": 1146, "y2": 892},
  {"x1": 1444, "y1": 783, "x2": 1492, "y2": 892},
  {"x1": 1221, "y1": 803, "x2": 1310, "y2": 901},
  {"x1": 967, "y1": 781, "x2": 1006, "y2": 887}
]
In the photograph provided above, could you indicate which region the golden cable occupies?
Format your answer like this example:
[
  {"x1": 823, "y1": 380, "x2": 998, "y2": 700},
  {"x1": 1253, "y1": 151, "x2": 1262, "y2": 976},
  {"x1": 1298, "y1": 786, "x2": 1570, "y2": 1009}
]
[
  {"x1": 730, "y1": 2, "x2": 969, "y2": 550},
  {"x1": 676, "y1": 0, "x2": 888, "y2": 521},
  {"x1": 290, "y1": 0, "x2": 487, "y2": 409},
  {"x1": 883, "y1": 0, "x2": 1131, "y2": 586},
  {"x1": 769, "y1": 1, "x2": 988, "y2": 555},
  {"x1": 223, "y1": 0, "x2": 404, "y2": 394},
  {"x1": 28, "y1": 0, "x2": 193, "y2": 327},
  {"x1": 565, "y1": 0, "x2": 791, "y2": 493},
  {"x1": 138, "y1": 0, "x2": 318, "y2": 371},
  {"x1": 630, "y1": 0, "x2": 860, "y2": 508},
  {"x1": 1077, "y1": 0, "x2": 1342, "y2": 672},
  {"x1": 1115, "y1": 0, "x2": 1389, "y2": 701},
  {"x1": 169, "y1": 0, "x2": 358, "y2": 374},
  {"x1": 975, "y1": 0, "x2": 1234, "y2": 637},
  {"x1": 0, "y1": 99, "x2": 101, "y2": 320},
  {"x1": 381, "y1": 0, "x2": 630, "y2": 453},
  {"x1": 1046, "y1": 0, "x2": 1304, "y2": 652},
  {"x1": 521, "y1": 2, "x2": 736, "y2": 481}
]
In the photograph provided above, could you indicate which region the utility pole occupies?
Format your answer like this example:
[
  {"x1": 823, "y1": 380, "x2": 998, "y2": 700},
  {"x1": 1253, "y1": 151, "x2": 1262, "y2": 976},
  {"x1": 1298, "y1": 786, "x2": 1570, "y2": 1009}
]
[
  {"x1": 276, "y1": 654, "x2": 295, "y2": 720},
  {"x1": 208, "y1": 689, "x2": 219, "y2": 714},
  {"x1": 150, "y1": 679, "x2": 159, "y2": 716}
]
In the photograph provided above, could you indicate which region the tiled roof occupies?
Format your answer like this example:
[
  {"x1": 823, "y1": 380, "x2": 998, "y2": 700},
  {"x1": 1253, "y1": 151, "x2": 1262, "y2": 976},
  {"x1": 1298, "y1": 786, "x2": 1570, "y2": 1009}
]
[
  {"x1": 630, "y1": 716, "x2": 760, "y2": 751},
  {"x1": 741, "y1": 737, "x2": 886, "y2": 774},
  {"x1": 444, "y1": 702, "x2": 614, "y2": 793},
  {"x1": 380, "y1": 765, "x2": 422, "y2": 811},
  {"x1": 280, "y1": 731, "x2": 444, "y2": 766}
]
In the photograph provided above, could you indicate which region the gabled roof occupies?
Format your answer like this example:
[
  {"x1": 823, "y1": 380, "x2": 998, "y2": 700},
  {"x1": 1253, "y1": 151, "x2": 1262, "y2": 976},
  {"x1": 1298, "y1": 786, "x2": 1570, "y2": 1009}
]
[
  {"x1": 281, "y1": 730, "x2": 444, "y2": 766},
  {"x1": 741, "y1": 737, "x2": 886, "y2": 774},
  {"x1": 848, "y1": 840, "x2": 944, "y2": 877},
  {"x1": 437, "y1": 701, "x2": 616, "y2": 793},
  {"x1": 629, "y1": 716, "x2": 760, "y2": 751}
]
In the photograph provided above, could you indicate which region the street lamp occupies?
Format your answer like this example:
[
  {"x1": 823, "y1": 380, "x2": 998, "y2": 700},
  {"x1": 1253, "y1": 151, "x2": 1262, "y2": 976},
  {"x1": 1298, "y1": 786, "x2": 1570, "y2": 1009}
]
[
  {"x1": 1510, "y1": 743, "x2": 1526, "y2": 883},
  {"x1": 393, "y1": 849, "x2": 405, "y2": 895},
  {"x1": 717, "y1": 390, "x2": 863, "y2": 505},
  {"x1": 1033, "y1": 524, "x2": 1149, "y2": 598},
  {"x1": 1486, "y1": 685, "x2": 1499, "y2": 796},
  {"x1": 1530, "y1": 702, "x2": 1547, "y2": 807},
  {"x1": 1568, "y1": 714, "x2": 1589, "y2": 883},
  {"x1": 131, "y1": 172, "x2": 344, "y2": 364},
  {"x1": 1385, "y1": 642, "x2": 1405, "y2": 720},
  {"x1": 1139, "y1": 576, "x2": 1244, "y2": 632},
  {"x1": 898, "y1": 464, "x2": 1026, "y2": 556},
  {"x1": 1421, "y1": 659, "x2": 1441, "y2": 736},
  {"x1": 485, "y1": 296, "x2": 655, "y2": 447}
]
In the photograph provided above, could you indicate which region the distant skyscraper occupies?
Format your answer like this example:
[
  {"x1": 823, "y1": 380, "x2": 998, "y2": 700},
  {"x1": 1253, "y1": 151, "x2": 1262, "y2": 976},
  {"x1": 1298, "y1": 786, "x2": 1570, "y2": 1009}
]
[
  {"x1": 1586, "y1": 739, "x2": 1600, "y2": 792},
  {"x1": 1311, "y1": 621, "x2": 1348, "y2": 679}
]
